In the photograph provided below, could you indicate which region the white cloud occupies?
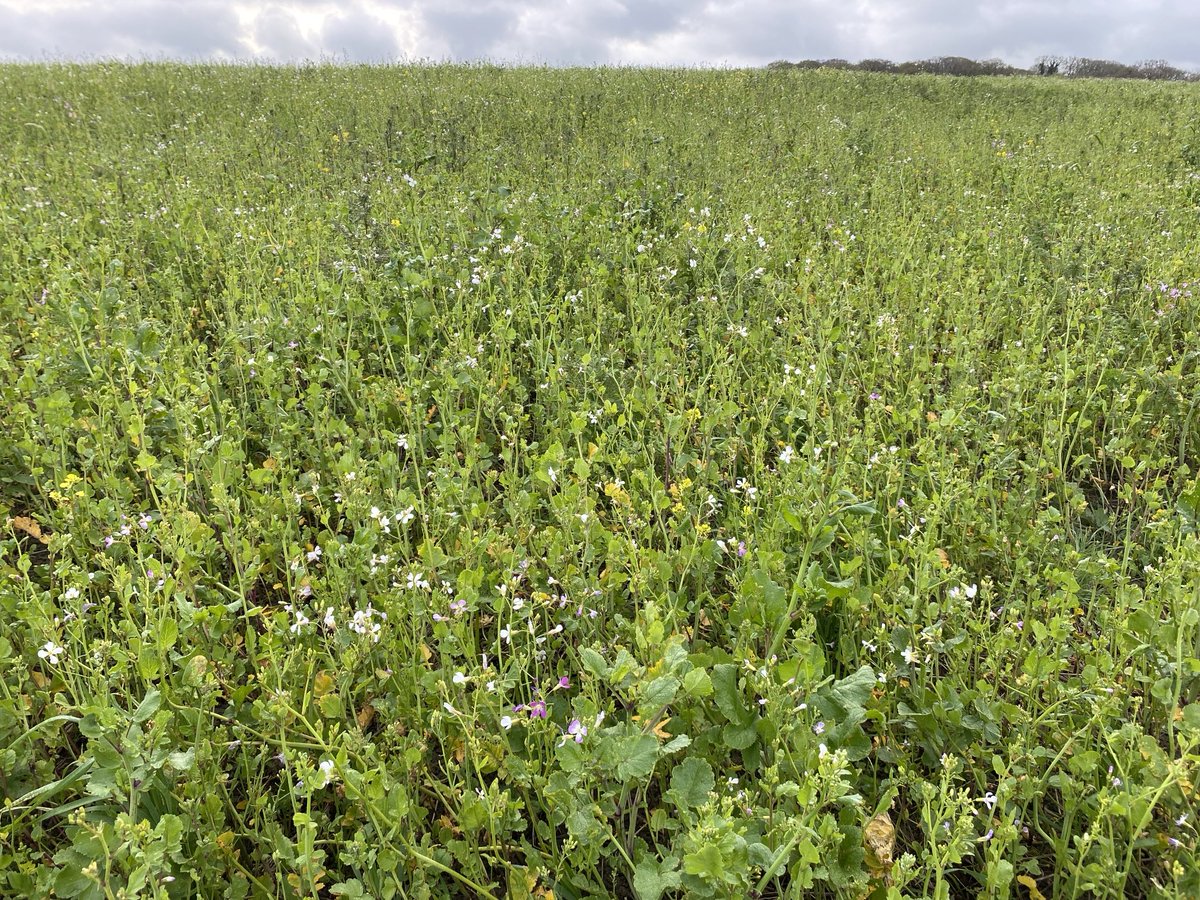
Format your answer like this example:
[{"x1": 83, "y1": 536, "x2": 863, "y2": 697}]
[{"x1": 0, "y1": 0, "x2": 1196, "y2": 70}]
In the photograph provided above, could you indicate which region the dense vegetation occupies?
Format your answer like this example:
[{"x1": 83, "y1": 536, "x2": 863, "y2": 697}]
[
  {"x1": 2, "y1": 64, "x2": 1200, "y2": 899},
  {"x1": 768, "y1": 56, "x2": 1198, "y2": 81}
]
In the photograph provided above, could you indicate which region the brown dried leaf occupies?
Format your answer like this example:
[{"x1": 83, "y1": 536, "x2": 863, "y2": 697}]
[
  {"x1": 357, "y1": 704, "x2": 375, "y2": 729},
  {"x1": 11, "y1": 516, "x2": 49, "y2": 544},
  {"x1": 863, "y1": 810, "x2": 896, "y2": 874}
]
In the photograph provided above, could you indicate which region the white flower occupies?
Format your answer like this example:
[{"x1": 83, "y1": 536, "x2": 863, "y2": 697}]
[
  {"x1": 964, "y1": 583, "x2": 978, "y2": 599},
  {"x1": 733, "y1": 479, "x2": 758, "y2": 498},
  {"x1": 318, "y1": 759, "x2": 337, "y2": 787},
  {"x1": 38, "y1": 640, "x2": 65, "y2": 665},
  {"x1": 396, "y1": 434, "x2": 410, "y2": 450},
  {"x1": 322, "y1": 607, "x2": 336, "y2": 629},
  {"x1": 397, "y1": 506, "x2": 415, "y2": 525},
  {"x1": 349, "y1": 604, "x2": 386, "y2": 642},
  {"x1": 452, "y1": 671, "x2": 468, "y2": 685},
  {"x1": 406, "y1": 571, "x2": 430, "y2": 590},
  {"x1": 779, "y1": 445, "x2": 796, "y2": 464},
  {"x1": 902, "y1": 645, "x2": 919, "y2": 665},
  {"x1": 288, "y1": 606, "x2": 311, "y2": 634},
  {"x1": 547, "y1": 466, "x2": 557, "y2": 484},
  {"x1": 63, "y1": 587, "x2": 80, "y2": 601},
  {"x1": 500, "y1": 715, "x2": 513, "y2": 730},
  {"x1": 306, "y1": 545, "x2": 323, "y2": 563}
]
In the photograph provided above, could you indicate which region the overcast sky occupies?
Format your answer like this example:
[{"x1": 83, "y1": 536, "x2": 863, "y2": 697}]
[{"x1": 1, "y1": 1, "x2": 1196, "y2": 71}]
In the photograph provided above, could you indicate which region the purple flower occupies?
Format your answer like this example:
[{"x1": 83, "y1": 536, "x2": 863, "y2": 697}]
[
  {"x1": 813, "y1": 721, "x2": 825, "y2": 735},
  {"x1": 869, "y1": 391, "x2": 881, "y2": 401},
  {"x1": 736, "y1": 541, "x2": 747, "y2": 558},
  {"x1": 529, "y1": 700, "x2": 547, "y2": 719},
  {"x1": 557, "y1": 676, "x2": 570, "y2": 689},
  {"x1": 566, "y1": 718, "x2": 587, "y2": 743}
]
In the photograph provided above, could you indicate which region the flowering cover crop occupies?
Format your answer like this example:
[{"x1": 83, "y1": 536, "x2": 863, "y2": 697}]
[{"x1": 2, "y1": 64, "x2": 1200, "y2": 899}]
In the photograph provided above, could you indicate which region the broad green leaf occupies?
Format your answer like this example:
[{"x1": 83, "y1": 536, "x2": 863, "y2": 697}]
[
  {"x1": 616, "y1": 734, "x2": 659, "y2": 781},
  {"x1": 668, "y1": 757, "x2": 714, "y2": 808},
  {"x1": 683, "y1": 843, "x2": 725, "y2": 881},
  {"x1": 633, "y1": 856, "x2": 681, "y2": 900},
  {"x1": 132, "y1": 689, "x2": 162, "y2": 724}
]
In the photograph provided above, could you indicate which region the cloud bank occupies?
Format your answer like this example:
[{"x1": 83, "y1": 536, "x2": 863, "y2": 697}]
[{"x1": 1, "y1": 0, "x2": 1196, "y2": 71}]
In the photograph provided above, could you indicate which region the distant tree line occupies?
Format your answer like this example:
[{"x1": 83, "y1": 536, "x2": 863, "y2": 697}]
[{"x1": 767, "y1": 55, "x2": 1198, "y2": 82}]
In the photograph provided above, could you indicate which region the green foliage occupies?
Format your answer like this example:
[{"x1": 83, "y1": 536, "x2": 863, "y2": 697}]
[{"x1": 2, "y1": 62, "x2": 1200, "y2": 898}]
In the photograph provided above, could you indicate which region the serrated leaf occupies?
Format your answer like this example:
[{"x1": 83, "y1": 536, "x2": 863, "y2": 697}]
[
  {"x1": 633, "y1": 856, "x2": 680, "y2": 900},
  {"x1": 616, "y1": 734, "x2": 659, "y2": 781},
  {"x1": 579, "y1": 647, "x2": 608, "y2": 678}
]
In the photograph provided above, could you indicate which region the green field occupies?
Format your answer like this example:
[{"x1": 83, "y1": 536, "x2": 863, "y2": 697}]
[{"x1": 2, "y1": 64, "x2": 1199, "y2": 899}]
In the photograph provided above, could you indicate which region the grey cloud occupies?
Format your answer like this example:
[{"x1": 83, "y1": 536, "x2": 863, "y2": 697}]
[
  {"x1": 251, "y1": 5, "x2": 319, "y2": 60},
  {"x1": 0, "y1": 0, "x2": 1196, "y2": 71},
  {"x1": 322, "y1": 12, "x2": 400, "y2": 62},
  {"x1": 0, "y1": 1, "x2": 244, "y2": 60}
]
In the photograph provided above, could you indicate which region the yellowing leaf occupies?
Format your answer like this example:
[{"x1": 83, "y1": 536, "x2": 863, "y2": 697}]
[
  {"x1": 313, "y1": 671, "x2": 334, "y2": 697},
  {"x1": 1018, "y1": 875, "x2": 1048, "y2": 900},
  {"x1": 935, "y1": 548, "x2": 950, "y2": 570}
]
